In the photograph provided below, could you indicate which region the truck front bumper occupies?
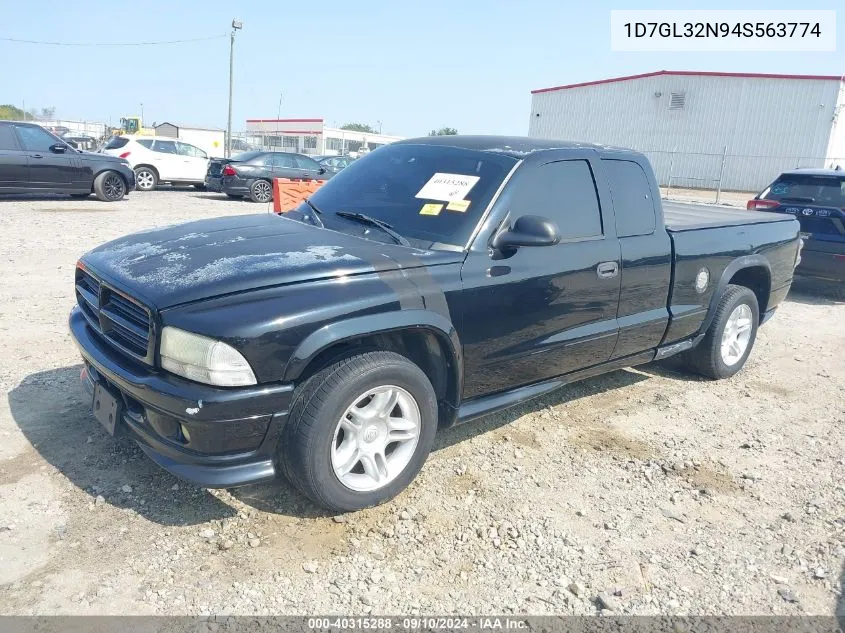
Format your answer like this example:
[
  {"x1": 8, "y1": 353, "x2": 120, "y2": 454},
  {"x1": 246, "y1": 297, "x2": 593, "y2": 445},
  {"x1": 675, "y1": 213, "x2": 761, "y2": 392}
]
[{"x1": 69, "y1": 306, "x2": 293, "y2": 488}]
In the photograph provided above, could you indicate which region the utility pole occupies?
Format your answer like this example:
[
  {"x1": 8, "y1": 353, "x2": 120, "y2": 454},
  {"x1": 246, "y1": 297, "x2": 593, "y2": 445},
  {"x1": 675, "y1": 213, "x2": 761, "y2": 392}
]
[{"x1": 227, "y1": 19, "x2": 243, "y2": 158}]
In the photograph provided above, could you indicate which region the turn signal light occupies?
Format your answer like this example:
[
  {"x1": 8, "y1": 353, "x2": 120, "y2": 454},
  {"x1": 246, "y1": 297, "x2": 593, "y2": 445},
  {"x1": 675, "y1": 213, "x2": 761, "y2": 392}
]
[
  {"x1": 119, "y1": 152, "x2": 131, "y2": 159},
  {"x1": 222, "y1": 165, "x2": 237, "y2": 176},
  {"x1": 747, "y1": 199, "x2": 780, "y2": 211}
]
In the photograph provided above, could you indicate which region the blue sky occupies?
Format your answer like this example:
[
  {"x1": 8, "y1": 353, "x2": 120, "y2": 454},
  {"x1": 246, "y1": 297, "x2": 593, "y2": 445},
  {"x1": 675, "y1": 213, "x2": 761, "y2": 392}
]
[{"x1": 3, "y1": 0, "x2": 842, "y2": 137}]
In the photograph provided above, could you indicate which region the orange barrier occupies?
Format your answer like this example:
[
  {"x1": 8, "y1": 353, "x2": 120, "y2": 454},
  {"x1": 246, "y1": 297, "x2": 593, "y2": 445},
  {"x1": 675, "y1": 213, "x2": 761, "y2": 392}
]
[{"x1": 272, "y1": 178, "x2": 327, "y2": 214}]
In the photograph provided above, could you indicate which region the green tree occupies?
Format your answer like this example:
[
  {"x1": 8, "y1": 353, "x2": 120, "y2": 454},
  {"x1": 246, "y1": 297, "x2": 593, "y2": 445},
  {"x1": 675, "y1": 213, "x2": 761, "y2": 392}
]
[
  {"x1": 428, "y1": 127, "x2": 458, "y2": 136},
  {"x1": 341, "y1": 122, "x2": 375, "y2": 133},
  {"x1": 0, "y1": 104, "x2": 27, "y2": 120},
  {"x1": 40, "y1": 106, "x2": 56, "y2": 119}
]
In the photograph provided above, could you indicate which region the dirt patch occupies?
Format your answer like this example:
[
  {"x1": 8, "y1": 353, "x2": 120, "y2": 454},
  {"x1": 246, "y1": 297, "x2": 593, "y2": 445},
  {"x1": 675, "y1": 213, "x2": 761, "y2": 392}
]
[{"x1": 566, "y1": 426, "x2": 655, "y2": 461}]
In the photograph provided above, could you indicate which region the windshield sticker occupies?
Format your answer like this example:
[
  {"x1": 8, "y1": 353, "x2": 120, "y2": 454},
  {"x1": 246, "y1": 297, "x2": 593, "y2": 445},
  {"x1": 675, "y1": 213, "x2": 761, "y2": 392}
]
[
  {"x1": 419, "y1": 203, "x2": 443, "y2": 216},
  {"x1": 415, "y1": 173, "x2": 480, "y2": 202},
  {"x1": 446, "y1": 199, "x2": 471, "y2": 213},
  {"x1": 771, "y1": 183, "x2": 791, "y2": 195}
]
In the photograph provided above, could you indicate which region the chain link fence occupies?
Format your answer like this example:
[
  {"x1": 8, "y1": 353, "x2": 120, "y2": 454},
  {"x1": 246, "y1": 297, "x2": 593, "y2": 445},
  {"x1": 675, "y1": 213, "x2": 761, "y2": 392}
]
[{"x1": 642, "y1": 149, "x2": 845, "y2": 205}]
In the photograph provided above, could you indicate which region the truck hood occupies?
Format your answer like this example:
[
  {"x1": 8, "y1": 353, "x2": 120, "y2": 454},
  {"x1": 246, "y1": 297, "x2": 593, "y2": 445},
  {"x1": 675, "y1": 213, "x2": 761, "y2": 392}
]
[{"x1": 81, "y1": 214, "x2": 460, "y2": 309}]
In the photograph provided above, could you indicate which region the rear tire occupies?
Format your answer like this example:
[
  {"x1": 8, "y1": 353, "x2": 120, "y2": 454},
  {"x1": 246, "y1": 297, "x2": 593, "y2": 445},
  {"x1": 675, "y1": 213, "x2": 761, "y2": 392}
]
[
  {"x1": 134, "y1": 166, "x2": 158, "y2": 191},
  {"x1": 683, "y1": 284, "x2": 759, "y2": 379},
  {"x1": 193, "y1": 183, "x2": 206, "y2": 190},
  {"x1": 248, "y1": 179, "x2": 272, "y2": 203},
  {"x1": 279, "y1": 351, "x2": 438, "y2": 512},
  {"x1": 93, "y1": 171, "x2": 127, "y2": 202}
]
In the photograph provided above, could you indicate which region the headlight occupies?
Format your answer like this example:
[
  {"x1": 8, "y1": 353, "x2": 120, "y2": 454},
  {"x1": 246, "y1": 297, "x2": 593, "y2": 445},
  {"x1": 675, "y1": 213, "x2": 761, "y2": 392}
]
[{"x1": 159, "y1": 326, "x2": 256, "y2": 387}]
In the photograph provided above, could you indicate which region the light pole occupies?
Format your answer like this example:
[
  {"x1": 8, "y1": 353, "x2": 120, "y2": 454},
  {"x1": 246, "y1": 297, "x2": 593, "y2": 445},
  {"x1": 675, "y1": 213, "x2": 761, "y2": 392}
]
[
  {"x1": 227, "y1": 19, "x2": 243, "y2": 158},
  {"x1": 376, "y1": 120, "x2": 382, "y2": 134},
  {"x1": 140, "y1": 103, "x2": 144, "y2": 123}
]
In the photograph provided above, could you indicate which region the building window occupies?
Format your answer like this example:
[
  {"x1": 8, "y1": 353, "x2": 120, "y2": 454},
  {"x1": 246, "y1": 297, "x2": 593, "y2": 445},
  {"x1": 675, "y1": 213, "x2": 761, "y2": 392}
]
[
  {"x1": 346, "y1": 140, "x2": 362, "y2": 153},
  {"x1": 326, "y1": 137, "x2": 343, "y2": 151},
  {"x1": 283, "y1": 135, "x2": 299, "y2": 148},
  {"x1": 669, "y1": 92, "x2": 686, "y2": 110},
  {"x1": 304, "y1": 136, "x2": 317, "y2": 149},
  {"x1": 266, "y1": 135, "x2": 281, "y2": 147}
]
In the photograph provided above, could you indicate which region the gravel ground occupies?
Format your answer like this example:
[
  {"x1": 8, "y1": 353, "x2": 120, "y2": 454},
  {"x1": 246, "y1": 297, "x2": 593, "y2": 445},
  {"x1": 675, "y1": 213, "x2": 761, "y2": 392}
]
[{"x1": 0, "y1": 189, "x2": 843, "y2": 616}]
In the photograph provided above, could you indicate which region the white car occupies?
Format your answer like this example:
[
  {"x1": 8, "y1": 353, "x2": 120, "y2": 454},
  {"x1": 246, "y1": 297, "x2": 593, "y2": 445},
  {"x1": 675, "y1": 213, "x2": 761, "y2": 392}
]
[{"x1": 101, "y1": 135, "x2": 210, "y2": 191}]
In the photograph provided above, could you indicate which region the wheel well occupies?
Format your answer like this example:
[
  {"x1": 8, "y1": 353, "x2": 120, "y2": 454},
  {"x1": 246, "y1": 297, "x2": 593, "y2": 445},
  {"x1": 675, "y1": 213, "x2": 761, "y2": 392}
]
[
  {"x1": 134, "y1": 164, "x2": 159, "y2": 177},
  {"x1": 94, "y1": 168, "x2": 129, "y2": 188},
  {"x1": 296, "y1": 329, "x2": 459, "y2": 426},
  {"x1": 728, "y1": 266, "x2": 770, "y2": 318}
]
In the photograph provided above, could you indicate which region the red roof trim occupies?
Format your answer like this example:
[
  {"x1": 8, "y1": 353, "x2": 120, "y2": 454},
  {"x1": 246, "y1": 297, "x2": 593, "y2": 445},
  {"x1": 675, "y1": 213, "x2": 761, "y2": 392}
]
[
  {"x1": 531, "y1": 70, "x2": 845, "y2": 94},
  {"x1": 247, "y1": 130, "x2": 323, "y2": 135},
  {"x1": 245, "y1": 118, "x2": 324, "y2": 123}
]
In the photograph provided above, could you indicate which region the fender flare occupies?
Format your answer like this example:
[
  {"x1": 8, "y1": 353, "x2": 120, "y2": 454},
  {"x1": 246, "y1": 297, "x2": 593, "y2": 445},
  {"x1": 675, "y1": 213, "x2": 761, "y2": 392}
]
[
  {"x1": 282, "y1": 309, "x2": 463, "y2": 396},
  {"x1": 699, "y1": 255, "x2": 771, "y2": 335}
]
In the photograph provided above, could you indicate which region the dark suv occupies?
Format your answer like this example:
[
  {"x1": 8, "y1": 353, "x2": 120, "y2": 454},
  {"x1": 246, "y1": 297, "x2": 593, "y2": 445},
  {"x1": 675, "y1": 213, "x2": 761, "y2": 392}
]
[
  {"x1": 0, "y1": 121, "x2": 135, "y2": 201},
  {"x1": 748, "y1": 168, "x2": 845, "y2": 282},
  {"x1": 207, "y1": 151, "x2": 328, "y2": 203}
]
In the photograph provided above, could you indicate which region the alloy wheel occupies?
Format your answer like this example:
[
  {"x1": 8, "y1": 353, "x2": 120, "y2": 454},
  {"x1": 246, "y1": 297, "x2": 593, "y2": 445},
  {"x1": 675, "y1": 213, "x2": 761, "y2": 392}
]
[
  {"x1": 330, "y1": 385, "x2": 421, "y2": 492},
  {"x1": 720, "y1": 303, "x2": 753, "y2": 366}
]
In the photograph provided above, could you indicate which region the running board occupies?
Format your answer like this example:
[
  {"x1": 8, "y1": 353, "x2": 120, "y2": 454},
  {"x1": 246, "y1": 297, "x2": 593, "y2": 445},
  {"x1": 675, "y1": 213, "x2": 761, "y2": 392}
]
[
  {"x1": 455, "y1": 350, "x2": 655, "y2": 425},
  {"x1": 654, "y1": 339, "x2": 695, "y2": 360}
]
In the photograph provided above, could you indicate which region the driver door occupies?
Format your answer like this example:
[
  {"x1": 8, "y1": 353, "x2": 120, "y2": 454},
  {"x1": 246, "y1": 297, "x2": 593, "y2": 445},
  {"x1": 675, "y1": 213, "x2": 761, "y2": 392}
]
[
  {"x1": 13, "y1": 124, "x2": 78, "y2": 190},
  {"x1": 458, "y1": 151, "x2": 622, "y2": 399}
]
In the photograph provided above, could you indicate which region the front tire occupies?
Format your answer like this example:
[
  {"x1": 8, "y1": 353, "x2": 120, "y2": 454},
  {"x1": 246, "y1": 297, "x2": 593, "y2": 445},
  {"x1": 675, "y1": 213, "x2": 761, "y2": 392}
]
[
  {"x1": 134, "y1": 166, "x2": 158, "y2": 191},
  {"x1": 248, "y1": 179, "x2": 272, "y2": 203},
  {"x1": 93, "y1": 171, "x2": 127, "y2": 202},
  {"x1": 279, "y1": 351, "x2": 438, "y2": 512},
  {"x1": 683, "y1": 284, "x2": 759, "y2": 379}
]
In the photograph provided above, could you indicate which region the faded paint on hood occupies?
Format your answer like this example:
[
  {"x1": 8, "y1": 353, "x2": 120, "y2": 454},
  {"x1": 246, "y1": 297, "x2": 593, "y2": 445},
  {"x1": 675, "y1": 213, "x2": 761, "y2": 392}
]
[{"x1": 81, "y1": 214, "x2": 461, "y2": 309}]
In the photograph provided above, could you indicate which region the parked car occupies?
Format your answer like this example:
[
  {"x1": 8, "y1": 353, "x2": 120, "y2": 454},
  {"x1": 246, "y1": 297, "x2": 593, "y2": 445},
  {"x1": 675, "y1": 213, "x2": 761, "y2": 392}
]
[
  {"x1": 63, "y1": 135, "x2": 99, "y2": 152},
  {"x1": 0, "y1": 121, "x2": 134, "y2": 201},
  {"x1": 206, "y1": 151, "x2": 328, "y2": 203},
  {"x1": 748, "y1": 168, "x2": 845, "y2": 282},
  {"x1": 316, "y1": 154, "x2": 354, "y2": 174},
  {"x1": 101, "y1": 135, "x2": 209, "y2": 191},
  {"x1": 69, "y1": 136, "x2": 800, "y2": 511}
]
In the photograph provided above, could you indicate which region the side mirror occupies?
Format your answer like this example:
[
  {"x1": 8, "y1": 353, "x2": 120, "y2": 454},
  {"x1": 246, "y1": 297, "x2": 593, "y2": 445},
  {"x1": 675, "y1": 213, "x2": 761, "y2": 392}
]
[
  {"x1": 318, "y1": 166, "x2": 327, "y2": 175},
  {"x1": 493, "y1": 215, "x2": 560, "y2": 250},
  {"x1": 49, "y1": 143, "x2": 68, "y2": 154}
]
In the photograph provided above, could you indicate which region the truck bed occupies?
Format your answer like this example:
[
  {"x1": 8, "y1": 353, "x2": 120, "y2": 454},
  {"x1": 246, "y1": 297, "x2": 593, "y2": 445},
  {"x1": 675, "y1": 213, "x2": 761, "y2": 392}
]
[{"x1": 663, "y1": 201, "x2": 793, "y2": 232}]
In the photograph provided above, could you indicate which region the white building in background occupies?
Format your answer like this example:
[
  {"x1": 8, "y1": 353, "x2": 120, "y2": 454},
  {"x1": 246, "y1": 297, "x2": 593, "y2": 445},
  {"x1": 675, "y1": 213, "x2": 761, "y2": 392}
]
[
  {"x1": 528, "y1": 70, "x2": 845, "y2": 191},
  {"x1": 153, "y1": 122, "x2": 226, "y2": 157},
  {"x1": 243, "y1": 118, "x2": 403, "y2": 157}
]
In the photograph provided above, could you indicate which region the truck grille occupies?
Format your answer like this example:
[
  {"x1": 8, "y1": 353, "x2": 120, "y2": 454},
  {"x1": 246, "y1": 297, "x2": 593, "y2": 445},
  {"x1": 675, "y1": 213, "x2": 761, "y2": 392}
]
[{"x1": 75, "y1": 267, "x2": 153, "y2": 361}]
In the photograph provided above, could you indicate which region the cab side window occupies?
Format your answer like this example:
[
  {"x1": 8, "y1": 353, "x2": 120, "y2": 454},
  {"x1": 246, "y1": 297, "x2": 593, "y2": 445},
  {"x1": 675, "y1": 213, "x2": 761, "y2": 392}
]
[
  {"x1": 603, "y1": 159, "x2": 656, "y2": 237},
  {"x1": 153, "y1": 140, "x2": 177, "y2": 154},
  {"x1": 508, "y1": 159, "x2": 603, "y2": 240},
  {"x1": 15, "y1": 125, "x2": 61, "y2": 152},
  {"x1": 0, "y1": 124, "x2": 20, "y2": 150}
]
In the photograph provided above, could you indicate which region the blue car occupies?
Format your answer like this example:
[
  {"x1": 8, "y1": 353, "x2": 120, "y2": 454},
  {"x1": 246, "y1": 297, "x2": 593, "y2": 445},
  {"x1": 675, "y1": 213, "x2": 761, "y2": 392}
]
[{"x1": 748, "y1": 168, "x2": 845, "y2": 283}]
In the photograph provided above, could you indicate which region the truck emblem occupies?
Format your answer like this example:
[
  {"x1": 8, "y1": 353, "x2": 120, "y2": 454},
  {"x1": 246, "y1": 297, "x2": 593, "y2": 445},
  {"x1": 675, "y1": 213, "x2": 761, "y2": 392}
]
[
  {"x1": 363, "y1": 426, "x2": 379, "y2": 442},
  {"x1": 802, "y1": 208, "x2": 814, "y2": 216}
]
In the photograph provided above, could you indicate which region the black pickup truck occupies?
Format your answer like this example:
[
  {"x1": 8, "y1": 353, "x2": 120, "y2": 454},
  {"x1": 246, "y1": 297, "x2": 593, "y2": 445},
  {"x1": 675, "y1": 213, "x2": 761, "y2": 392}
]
[{"x1": 69, "y1": 136, "x2": 800, "y2": 511}]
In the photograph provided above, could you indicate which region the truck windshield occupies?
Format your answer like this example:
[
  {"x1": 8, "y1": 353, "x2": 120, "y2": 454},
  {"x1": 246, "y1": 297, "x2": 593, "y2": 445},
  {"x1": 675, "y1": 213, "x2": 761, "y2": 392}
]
[
  {"x1": 302, "y1": 143, "x2": 518, "y2": 248},
  {"x1": 763, "y1": 174, "x2": 845, "y2": 207}
]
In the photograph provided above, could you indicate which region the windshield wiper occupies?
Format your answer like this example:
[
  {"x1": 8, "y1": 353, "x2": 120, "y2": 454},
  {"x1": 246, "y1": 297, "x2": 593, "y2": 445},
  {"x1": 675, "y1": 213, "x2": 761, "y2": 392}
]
[
  {"x1": 303, "y1": 198, "x2": 325, "y2": 227},
  {"x1": 335, "y1": 211, "x2": 410, "y2": 246},
  {"x1": 779, "y1": 196, "x2": 816, "y2": 203}
]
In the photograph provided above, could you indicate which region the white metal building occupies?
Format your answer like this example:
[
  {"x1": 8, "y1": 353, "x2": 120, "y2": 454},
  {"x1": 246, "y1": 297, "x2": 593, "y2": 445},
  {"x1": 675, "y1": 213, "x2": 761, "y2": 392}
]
[
  {"x1": 153, "y1": 122, "x2": 226, "y2": 157},
  {"x1": 528, "y1": 70, "x2": 845, "y2": 192},
  {"x1": 243, "y1": 118, "x2": 403, "y2": 157}
]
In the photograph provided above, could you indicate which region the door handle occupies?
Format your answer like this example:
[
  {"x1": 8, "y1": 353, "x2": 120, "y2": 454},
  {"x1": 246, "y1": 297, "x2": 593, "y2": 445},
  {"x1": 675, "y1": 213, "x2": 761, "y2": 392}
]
[
  {"x1": 596, "y1": 261, "x2": 619, "y2": 279},
  {"x1": 31, "y1": 154, "x2": 43, "y2": 159}
]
